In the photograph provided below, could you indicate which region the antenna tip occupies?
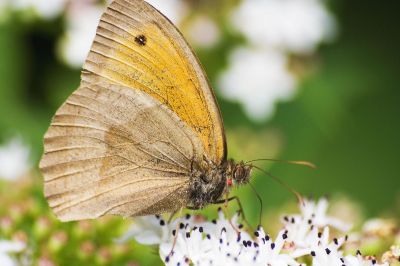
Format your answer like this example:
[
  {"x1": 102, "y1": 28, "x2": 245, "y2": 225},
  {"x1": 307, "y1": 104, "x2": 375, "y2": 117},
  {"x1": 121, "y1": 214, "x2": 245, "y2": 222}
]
[{"x1": 295, "y1": 161, "x2": 317, "y2": 169}]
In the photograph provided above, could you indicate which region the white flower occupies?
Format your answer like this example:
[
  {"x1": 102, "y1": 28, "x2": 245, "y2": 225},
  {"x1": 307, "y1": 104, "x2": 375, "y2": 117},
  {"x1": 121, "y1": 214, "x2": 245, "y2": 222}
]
[
  {"x1": 231, "y1": 0, "x2": 337, "y2": 54},
  {"x1": 121, "y1": 210, "x2": 304, "y2": 265},
  {"x1": 119, "y1": 198, "x2": 388, "y2": 266},
  {"x1": 0, "y1": 138, "x2": 30, "y2": 181},
  {"x1": 10, "y1": 0, "x2": 66, "y2": 19},
  {"x1": 218, "y1": 47, "x2": 296, "y2": 120},
  {"x1": 0, "y1": 240, "x2": 25, "y2": 266},
  {"x1": 58, "y1": 2, "x2": 106, "y2": 68},
  {"x1": 186, "y1": 15, "x2": 221, "y2": 48},
  {"x1": 281, "y1": 198, "x2": 351, "y2": 250},
  {"x1": 284, "y1": 198, "x2": 351, "y2": 232},
  {"x1": 246, "y1": 228, "x2": 303, "y2": 266},
  {"x1": 342, "y1": 253, "x2": 389, "y2": 266},
  {"x1": 145, "y1": 0, "x2": 188, "y2": 25},
  {"x1": 292, "y1": 226, "x2": 347, "y2": 263}
]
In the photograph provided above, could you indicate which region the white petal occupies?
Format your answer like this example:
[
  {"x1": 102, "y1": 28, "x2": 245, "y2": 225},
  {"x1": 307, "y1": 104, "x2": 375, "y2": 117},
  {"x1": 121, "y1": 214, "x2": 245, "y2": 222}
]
[
  {"x1": 116, "y1": 216, "x2": 163, "y2": 245},
  {"x1": 0, "y1": 240, "x2": 25, "y2": 253},
  {"x1": 218, "y1": 47, "x2": 296, "y2": 120},
  {"x1": 0, "y1": 138, "x2": 30, "y2": 181}
]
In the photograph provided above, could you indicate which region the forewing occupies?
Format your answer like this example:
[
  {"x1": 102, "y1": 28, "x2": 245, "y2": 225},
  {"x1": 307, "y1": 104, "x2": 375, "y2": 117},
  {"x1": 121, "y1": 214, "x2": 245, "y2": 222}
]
[
  {"x1": 82, "y1": 0, "x2": 226, "y2": 163},
  {"x1": 40, "y1": 83, "x2": 204, "y2": 221}
]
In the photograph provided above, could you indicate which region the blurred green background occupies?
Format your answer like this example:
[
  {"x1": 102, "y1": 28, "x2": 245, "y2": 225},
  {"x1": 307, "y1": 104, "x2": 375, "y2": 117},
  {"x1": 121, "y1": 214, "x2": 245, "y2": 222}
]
[{"x1": 0, "y1": 0, "x2": 399, "y2": 264}]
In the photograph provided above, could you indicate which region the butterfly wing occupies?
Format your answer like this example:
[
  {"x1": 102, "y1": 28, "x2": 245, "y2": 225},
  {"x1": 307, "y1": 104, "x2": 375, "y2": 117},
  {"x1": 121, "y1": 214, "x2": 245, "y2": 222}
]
[
  {"x1": 82, "y1": 0, "x2": 226, "y2": 163},
  {"x1": 40, "y1": 83, "x2": 204, "y2": 221},
  {"x1": 40, "y1": 0, "x2": 227, "y2": 221}
]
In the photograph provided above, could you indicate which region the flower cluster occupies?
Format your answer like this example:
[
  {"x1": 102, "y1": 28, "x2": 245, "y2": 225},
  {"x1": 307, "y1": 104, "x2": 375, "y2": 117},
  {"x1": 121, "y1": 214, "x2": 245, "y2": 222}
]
[
  {"x1": 0, "y1": 178, "x2": 140, "y2": 265},
  {"x1": 121, "y1": 198, "x2": 395, "y2": 265},
  {"x1": 218, "y1": 0, "x2": 337, "y2": 120}
]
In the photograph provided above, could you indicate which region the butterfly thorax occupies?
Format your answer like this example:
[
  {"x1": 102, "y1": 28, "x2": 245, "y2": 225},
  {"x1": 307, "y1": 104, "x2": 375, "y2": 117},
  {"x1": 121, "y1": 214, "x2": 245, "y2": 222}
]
[{"x1": 188, "y1": 159, "x2": 252, "y2": 209}]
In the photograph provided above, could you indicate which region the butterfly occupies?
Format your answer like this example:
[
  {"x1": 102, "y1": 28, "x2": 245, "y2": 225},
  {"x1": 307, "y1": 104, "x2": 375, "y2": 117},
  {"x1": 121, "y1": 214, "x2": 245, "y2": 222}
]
[{"x1": 39, "y1": 0, "x2": 252, "y2": 222}]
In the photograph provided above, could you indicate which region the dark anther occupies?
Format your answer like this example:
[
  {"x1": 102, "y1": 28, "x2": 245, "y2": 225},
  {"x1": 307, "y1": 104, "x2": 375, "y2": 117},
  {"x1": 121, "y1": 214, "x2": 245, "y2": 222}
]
[{"x1": 325, "y1": 248, "x2": 331, "y2": 255}]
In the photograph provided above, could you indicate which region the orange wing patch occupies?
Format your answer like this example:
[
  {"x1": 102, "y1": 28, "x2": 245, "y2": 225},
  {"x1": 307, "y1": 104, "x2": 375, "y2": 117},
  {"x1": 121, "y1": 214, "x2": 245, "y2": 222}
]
[{"x1": 82, "y1": 0, "x2": 226, "y2": 164}]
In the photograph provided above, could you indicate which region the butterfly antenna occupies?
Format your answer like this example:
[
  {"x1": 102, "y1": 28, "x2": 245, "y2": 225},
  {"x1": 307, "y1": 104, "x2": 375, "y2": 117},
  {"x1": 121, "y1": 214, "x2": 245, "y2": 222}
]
[
  {"x1": 248, "y1": 182, "x2": 263, "y2": 226},
  {"x1": 251, "y1": 165, "x2": 304, "y2": 206},
  {"x1": 245, "y1": 158, "x2": 316, "y2": 169}
]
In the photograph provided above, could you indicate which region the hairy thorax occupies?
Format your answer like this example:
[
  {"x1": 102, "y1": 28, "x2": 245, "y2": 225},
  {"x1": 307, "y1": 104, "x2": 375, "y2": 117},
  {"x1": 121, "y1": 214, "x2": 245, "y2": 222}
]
[
  {"x1": 189, "y1": 162, "x2": 227, "y2": 209},
  {"x1": 188, "y1": 159, "x2": 252, "y2": 209}
]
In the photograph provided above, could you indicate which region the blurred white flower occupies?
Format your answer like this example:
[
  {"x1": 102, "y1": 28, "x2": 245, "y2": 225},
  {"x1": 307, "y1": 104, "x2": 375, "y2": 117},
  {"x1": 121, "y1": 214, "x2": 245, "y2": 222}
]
[
  {"x1": 231, "y1": 0, "x2": 337, "y2": 54},
  {"x1": 10, "y1": 0, "x2": 66, "y2": 19},
  {"x1": 146, "y1": 0, "x2": 188, "y2": 25},
  {"x1": 222, "y1": 0, "x2": 338, "y2": 121},
  {"x1": 382, "y1": 245, "x2": 400, "y2": 263},
  {"x1": 362, "y1": 218, "x2": 397, "y2": 237},
  {"x1": 58, "y1": 2, "x2": 105, "y2": 68},
  {"x1": 0, "y1": 240, "x2": 25, "y2": 266},
  {"x1": 218, "y1": 47, "x2": 296, "y2": 120},
  {"x1": 58, "y1": 0, "x2": 188, "y2": 68},
  {"x1": 0, "y1": 138, "x2": 30, "y2": 181},
  {"x1": 187, "y1": 15, "x2": 221, "y2": 48}
]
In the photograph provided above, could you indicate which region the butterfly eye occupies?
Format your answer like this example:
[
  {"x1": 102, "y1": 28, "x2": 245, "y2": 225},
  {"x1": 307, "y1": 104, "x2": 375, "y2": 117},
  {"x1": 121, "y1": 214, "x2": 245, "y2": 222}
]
[
  {"x1": 233, "y1": 164, "x2": 251, "y2": 185},
  {"x1": 227, "y1": 178, "x2": 233, "y2": 187}
]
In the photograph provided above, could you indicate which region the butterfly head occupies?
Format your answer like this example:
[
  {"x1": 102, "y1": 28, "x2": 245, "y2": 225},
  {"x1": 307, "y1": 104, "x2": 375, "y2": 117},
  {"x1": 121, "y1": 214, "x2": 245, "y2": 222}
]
[{"x1": 226, "y1": 160, "x2": 252, "y2": 187}]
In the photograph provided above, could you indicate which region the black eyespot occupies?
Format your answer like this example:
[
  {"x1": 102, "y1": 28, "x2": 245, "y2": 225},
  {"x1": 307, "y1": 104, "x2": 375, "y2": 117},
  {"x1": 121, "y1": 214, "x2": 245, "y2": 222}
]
[{"x1": 135, "y1": 34, "x2": 147, "y2": 46}]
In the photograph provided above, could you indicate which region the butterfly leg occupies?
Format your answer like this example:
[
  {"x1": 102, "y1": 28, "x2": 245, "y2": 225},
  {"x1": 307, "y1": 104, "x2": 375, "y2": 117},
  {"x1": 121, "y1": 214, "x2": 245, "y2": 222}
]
[
  {"x1": 167, "y1": 209, "x2": 179, "y2": 223},
  {"x1": 165, "y1": 208, "x2": 184, "y2": 262},
  {"x1": 211, "y1": 196, "x2": 254, "y2": 232}
]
